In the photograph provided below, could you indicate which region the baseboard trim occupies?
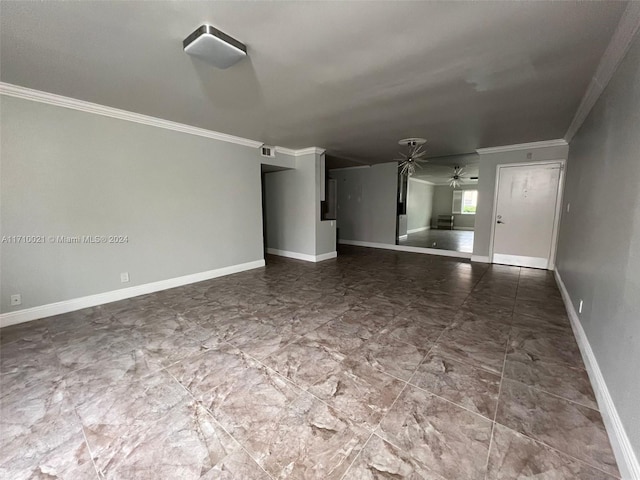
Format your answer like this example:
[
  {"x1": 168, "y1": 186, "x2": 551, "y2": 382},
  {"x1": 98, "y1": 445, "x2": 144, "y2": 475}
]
[
  {"x1": 471, "y1": 255, "x2": 490, "y2": 263},
  {"x1": 0, "y1": 260, "x2": 265, "y2": 328},
  {"x1": 398, "y1": 235, "x2": 408, "y2": 240},
  {"x1": 555, "y1": 270, "x2": 640, "y2": 480},
  {"x1": 315, "y1": 251, "x2": 338, "y2": 262},
  {"x1": 453, "y1": 226, "x2": 475, "y2": 231},
  {"x1": 339, "y1": 239, "x2": 471, "y2": 259},
  {"x1": 407, "y1": 226, "x2": 430, "y2": 234},
  {"x1": 266, "y1": 248, "x2": 337, "y2": 263}
]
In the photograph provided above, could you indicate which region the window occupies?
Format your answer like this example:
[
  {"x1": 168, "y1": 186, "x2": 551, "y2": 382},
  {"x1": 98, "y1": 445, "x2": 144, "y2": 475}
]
[{"x1": 452, "y1": 190, "x2": 477, "y2": 214}]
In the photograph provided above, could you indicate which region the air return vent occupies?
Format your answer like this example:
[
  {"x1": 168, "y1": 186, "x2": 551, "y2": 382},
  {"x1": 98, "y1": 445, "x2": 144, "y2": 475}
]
[{"x1": 261, "y1": 146, "x2": 275, "y2": 158}]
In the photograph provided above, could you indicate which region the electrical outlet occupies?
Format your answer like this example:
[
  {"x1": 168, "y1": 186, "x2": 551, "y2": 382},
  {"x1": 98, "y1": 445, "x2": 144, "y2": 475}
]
[
  {"x1": 120, "y1": 272, "x2": 130, "y2": 283},
  {"x1": 578, "y1": 299, "x2": 583, "y2": 314},
  {"x1": 10, "y1": 294, "x2": 22, "y2": 306}
]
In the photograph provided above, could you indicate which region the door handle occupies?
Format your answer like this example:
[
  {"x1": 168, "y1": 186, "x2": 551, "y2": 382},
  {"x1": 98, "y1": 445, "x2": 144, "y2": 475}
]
[{"x1": 497, "y1": 220, "x2": 505, "y2": 224}]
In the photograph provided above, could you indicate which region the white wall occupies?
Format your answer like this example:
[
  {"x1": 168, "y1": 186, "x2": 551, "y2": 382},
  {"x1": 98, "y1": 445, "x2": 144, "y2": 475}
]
[
  {"x1": 0, "y1": 96, "x2": 265, "y2": 314},
  {"x1": 333, "y1": 163, "x2": 398, "y2": 245},
  {"x1": 556, "y1": 33, "x2": 640, "y2": 470},
  {"x1": 406, "y1": 179, "x2": 433, "y2": 232},
  {"x1": 264, "y1": 152, "x2": 336, "y2": 258},
  {"x1": 473, "y1": 144, "x2": 569, "y2": 256}
]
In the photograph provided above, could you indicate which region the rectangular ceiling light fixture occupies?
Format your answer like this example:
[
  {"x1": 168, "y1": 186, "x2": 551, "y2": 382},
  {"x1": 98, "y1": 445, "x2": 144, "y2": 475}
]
[{"x1": 183, "y1": 25, "x2": 246, "y2": 69}]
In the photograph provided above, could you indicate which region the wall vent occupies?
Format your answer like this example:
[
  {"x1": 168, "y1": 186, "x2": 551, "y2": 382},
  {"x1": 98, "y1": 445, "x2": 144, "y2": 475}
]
[{"x1": 261, "y1": 145, "x2": 275, "y2": 158}]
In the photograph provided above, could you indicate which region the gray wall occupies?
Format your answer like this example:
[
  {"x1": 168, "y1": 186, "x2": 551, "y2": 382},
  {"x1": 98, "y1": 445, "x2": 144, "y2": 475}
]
[
  {"x1": 333, "y1": 163, "x2": 398, "y2": 245},
  {"x1": 431, "y1": 184, "x2": 476, "y2": 230},
  {"x1": 264, "y1": 154, "x2": 315, "y2": 256},
  {"x1": 264, "y1": 152, "x2": 336, "y2": 257},
  {"x1": 556, "y1": 33, "x2": 640, "y2": 459},
  {"x1": 1, "y1": 96, "x2": 264, "y2": 313},
  {"x1": 474, "y1": 144, "x2": 569, "y2": 256},
  {"x1": 406, "y1": 179, "x2": 434, "y2": 232}
]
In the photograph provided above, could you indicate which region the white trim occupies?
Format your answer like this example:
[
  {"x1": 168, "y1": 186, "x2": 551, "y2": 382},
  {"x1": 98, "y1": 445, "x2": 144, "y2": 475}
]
[
  {"x1": 398, "y1": 234, "x2": 408, "y2": 240},
  {"x1": 408, "y1": 177, "x2": 435, "y2": 186},
  {"x1": 0, "y1": 260, "x2": 265, "y2": 328},
  {"x1": 0, "y1": 83, "x2": 329, "y2": 158},
  {"x1": 555, "y1": 270, "x2": 640, "y2": 480},
  {"x1": 328, "y1": 165, "x2": 371, "y2": 172},
  {"x1": 338, "y1": 239, "x2": 471, "y2": 259},
  {"x1": 0, "y1": 82, "x2": 264, "y2": 149},
  {"x1": 471, "y1": 255, "x2": 490, "y2": 263},
  {"x1": 273, "y1": 146, "x2": 298, "y2": 156},
  {"x1": 453, "y1": 226, "x2": 475, "y2": 231},
  {"x1": 493, "y1": 253, "x2": 548, "y2": 270},
  {"x1": 565, "y1": 1, "x2": 640, "y2": 142},
  {"x1": 266, "y1": 248, "x2": 337, "y2": 263},
  {"x1": 488, "y1": 160, "x2": 566, "y2": 270},
  {"x1": 274, "y1": 146, "x2": 326, "y2": 157},
  {"x1": 476, "y1": 139, "x2": 567, "y2": 155},
  {"x1": 295, "y1": 147, "x2": 326, "y2": 156},
  {"x1": 407, "y1": 226, "x2": 430, "y2": 234},
  {"x1": 315, "y1": 251, "x2": 338, "y2": 262}
]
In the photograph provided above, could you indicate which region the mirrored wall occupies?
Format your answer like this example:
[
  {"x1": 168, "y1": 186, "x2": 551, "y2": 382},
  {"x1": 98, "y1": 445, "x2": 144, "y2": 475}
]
[{"x1": 397, "y1": 153, "x2": 479, "y2": 253}]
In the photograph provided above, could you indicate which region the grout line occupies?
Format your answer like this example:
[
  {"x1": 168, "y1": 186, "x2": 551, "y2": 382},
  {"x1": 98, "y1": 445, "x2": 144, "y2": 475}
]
[
  {"x1": 218, "y1": 337, "x2": 387, "y2": 435},
  {"x1": 163, "y1": 367, "x2": 277, "y2": 480},
  {"x1": 339, "y1": 358, "x2": 420, "y2": 480},
  {"x1": 503, "y1": 376, "x2": 601, "y2": 412},
  {"x1": 406, "y1": 381, "x2": 497, "y2": 423},
  {"x1": 483, "y1": 266, "x2": 520, "y2": 480},
  {"x1": 337, "y1": 431, "x2": 376, "y2": 480},
  {"x1": 76, "y1": 411, "x2": 104, "y2": 479},
  {"x1": 493, "y1": 422, "x2": 621, "y2": 479}
]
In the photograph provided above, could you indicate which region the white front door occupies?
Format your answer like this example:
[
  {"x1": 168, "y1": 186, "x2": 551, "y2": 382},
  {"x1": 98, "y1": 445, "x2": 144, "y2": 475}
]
[{"x1": 492, "y1": 162, "x2": 562, "y2": 269}]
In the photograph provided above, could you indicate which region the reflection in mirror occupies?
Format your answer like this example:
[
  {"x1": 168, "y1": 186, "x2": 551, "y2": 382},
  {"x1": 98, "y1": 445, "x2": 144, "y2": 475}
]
[{"x1": 398, "y1": 153, "x2": 479, "y2": 253}]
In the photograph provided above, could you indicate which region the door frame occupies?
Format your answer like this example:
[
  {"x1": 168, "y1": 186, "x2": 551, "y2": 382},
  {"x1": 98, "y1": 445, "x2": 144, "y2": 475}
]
[{"x1": 488, "y1": 159, "x2": 566, "y2": 270}]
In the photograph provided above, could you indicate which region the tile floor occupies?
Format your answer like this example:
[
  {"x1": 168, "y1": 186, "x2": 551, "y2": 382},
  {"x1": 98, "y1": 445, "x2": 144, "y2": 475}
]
[
  {"x1": 399, "y1": 229, "x2": 475, "y2": 253},
  {"x1": 0, "y1": 246, "x2": 619, "y2": 479}
]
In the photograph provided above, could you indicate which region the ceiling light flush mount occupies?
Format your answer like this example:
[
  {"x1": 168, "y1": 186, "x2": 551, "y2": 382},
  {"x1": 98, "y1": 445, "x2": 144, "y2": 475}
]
[
  {"x1": 183, "y1": 25, "x2": 247, "y2": 69},
  {"x1": 395, "y1": 138, "x2": 428, "y2": 177}
]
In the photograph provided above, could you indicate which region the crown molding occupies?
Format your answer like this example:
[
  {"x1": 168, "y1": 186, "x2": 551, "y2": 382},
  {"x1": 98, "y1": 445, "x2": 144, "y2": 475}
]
[
  {"x1": 329, "y1": 165, "x2": 371, "y2": 172},
  {"x1": 565, "y1": 1, "x2": 640, "y2": 142},
  {"x1": 274, "y1": 146, "x2": 298, "y2": 156},
  {"x1": 274, "y1": 146, "x2": 325, "y2": 157},
  {"x1": 476, "y1": 139, "x2": 568, "y2": 155},
  {"x1": 0, "y1": 82, "x2": 266, "y2": 148},
  {"x1": 296, "y1": 147, "x2": 326, "y2": 156}
]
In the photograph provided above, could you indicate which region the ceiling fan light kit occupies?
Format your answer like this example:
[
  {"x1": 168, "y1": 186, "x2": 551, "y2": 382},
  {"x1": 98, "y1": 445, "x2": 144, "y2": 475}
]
[
  {"x1": 183, "y1": 25, "x2": 247, "y2": 69},
  {"x1": 449, "y1": 165, "x2": 468, "y2": 188}
]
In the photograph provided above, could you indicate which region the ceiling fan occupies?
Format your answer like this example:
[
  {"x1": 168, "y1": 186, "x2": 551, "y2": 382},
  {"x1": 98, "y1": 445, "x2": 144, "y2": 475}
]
[
  {"x1": 448, "y1": 165, "x2": 478, "y2": 187},
  {"x1": 395, "y1": 138, "x2": 428, "y2": 177}
]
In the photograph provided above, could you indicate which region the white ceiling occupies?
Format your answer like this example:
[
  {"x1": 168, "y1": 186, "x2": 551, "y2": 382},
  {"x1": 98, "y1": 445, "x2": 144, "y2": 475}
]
[{"x1": 0, "y1": 1, "x2": 626, "y2": 166}]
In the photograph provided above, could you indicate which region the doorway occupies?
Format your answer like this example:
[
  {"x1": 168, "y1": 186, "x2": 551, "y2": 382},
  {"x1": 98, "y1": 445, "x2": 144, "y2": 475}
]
[{"x1": 490, "y1": 161, "x2": 564, "y2": 269}]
